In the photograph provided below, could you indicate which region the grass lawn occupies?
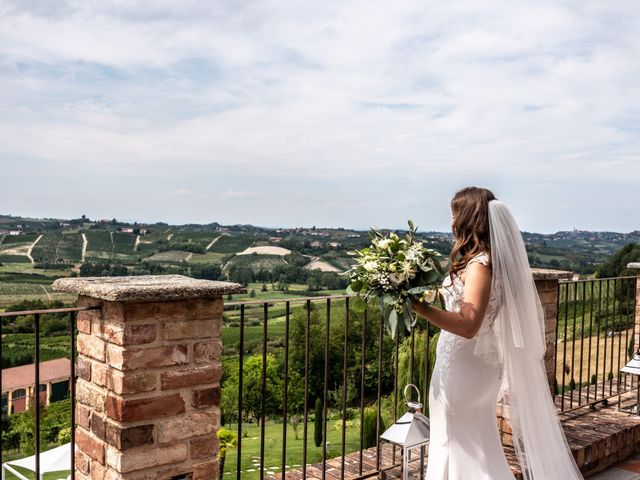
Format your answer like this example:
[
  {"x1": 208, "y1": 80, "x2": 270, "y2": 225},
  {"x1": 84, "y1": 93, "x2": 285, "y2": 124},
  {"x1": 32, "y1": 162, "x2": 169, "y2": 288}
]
[
  {"x1": 2, "y1": 465, "x2": 68, "y2": 480},
  {"x1": 556, "y1": 326, "x2": 634, "y2": 388},
  {"x1": 222, "y1": 418, "x2": 363, "y2": 479}
]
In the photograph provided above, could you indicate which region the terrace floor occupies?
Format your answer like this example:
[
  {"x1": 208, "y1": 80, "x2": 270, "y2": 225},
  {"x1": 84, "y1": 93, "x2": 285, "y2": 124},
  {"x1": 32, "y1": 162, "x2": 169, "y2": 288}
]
[{"x1": 268, "y1": 380, "x2": 640, "y2": 480}]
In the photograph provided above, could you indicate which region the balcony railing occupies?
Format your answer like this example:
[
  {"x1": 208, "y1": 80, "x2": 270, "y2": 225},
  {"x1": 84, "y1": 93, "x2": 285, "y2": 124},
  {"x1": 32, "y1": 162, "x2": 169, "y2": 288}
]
[
  {"x1": 0, "y1": 273, "x2": 638, "y2": 479},
  {"x1": 222, "y1": 295, "x2": 431, "y2": 479},
  {"x1": 222, "y1": 274, "x2": 640, "y2": 479},
  {"x1": 555, "y1": 276, "x2": 638, "y2": 412},
  {"x1": 0, "y1": 305, "x2": 99, "y2": 480}
]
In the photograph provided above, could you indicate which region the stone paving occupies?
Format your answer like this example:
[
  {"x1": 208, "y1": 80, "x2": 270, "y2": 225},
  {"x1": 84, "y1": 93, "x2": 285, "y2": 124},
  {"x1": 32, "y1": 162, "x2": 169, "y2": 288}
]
[{"x1": 589, "y1": 452, "x2": 640, "y2": 479}]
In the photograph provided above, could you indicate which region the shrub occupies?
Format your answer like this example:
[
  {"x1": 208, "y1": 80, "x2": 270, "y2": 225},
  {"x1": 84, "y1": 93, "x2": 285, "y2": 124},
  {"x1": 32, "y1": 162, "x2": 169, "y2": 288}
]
[{"x1": 363, "y1": 406, "x2": 385, "y2": 449}]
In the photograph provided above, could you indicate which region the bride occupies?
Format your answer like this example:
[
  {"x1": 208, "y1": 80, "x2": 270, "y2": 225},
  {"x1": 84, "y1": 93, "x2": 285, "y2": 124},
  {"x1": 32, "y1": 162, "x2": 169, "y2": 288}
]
[{"x1": 411, "y1": 186, "x2": 584, "y2": 479}]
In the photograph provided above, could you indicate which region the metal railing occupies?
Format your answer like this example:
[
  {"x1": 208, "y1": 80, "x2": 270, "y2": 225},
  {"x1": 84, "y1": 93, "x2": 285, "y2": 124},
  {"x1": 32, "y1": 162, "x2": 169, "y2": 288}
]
[
  {"x1": 0, "y1": 273, "x2": 637, "y2": 480},
  {"x1": 223, "y1": 294, "x2": 436, "y2": 480},
  {"x1": 0, "y1": 305, "x2": 99, "y2": 480},
  {"x1": 555, "y1": 276, "x2": 638, "y2": 413}
]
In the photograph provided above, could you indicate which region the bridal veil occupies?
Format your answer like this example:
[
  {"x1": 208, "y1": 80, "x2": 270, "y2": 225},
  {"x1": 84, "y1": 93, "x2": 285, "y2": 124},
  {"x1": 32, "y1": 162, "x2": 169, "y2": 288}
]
[{"x1": 473, "y1": 199, "x2": 584, "y2": 479}]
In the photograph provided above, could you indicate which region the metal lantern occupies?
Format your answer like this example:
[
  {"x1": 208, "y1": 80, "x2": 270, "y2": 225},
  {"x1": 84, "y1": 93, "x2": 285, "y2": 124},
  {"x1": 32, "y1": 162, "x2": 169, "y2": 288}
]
[
  {"x1": 379, "y1": 384, "x2": 430, "y2": 480},
  {"x1": 619, "y1": 350, "x2": 640, "y2": 415}
]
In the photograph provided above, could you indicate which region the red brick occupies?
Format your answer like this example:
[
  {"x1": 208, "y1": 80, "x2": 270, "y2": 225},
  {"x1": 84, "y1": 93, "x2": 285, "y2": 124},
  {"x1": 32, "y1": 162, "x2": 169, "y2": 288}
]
[
  {"x1": 106, "y1": 344, "x2": 188, "y2": 371},
  {"x1": 76, "y1": 380, "x2": 107, "y2": 413},
  {"x1": 91, "y1": 414, "x2": 106, "y2": 441},
  {"x1": 105, "y1": 422, "x2": 154, "y2": 450},
  {"x1": 108, "y1": 369, "x2": 157, "y2": 395},
  {"x1": 161, "y1": 365, "x2": 219, "y2": 390},
  {"x1": 77, "y1": 316, "x2": 92, "y2": 334},
  {"x1": 78, "y1": 333, "x2": 106, "y2": 362},
  {"x1": 106, "y1": 393, "x2": 185, "y2": 422},
  {"x1": 77, "y1": 357, "x2": 92, "y2": 382},
  {"x1": 75, "y1": 449, "x2": 91, "y2": 475},
  {"x1": 77, "y1": 403, "x2": 91, "y2": 429},
  {"x1": 162, "y1": 319, "x2": 218, "y2": 341},
  {"x1": 100, "y1": 322, "x2": 157, "y2": 346},
  {"x1": 76, "y1": 427, "x2": 105, "y2": 464},
  {"x1": 191, "y1": 387, "x2": 220, "y2": 409},
  {"x1": 193, "y1": 340, "x2": 222, "y2": 364},
  {"x1": 92, "y1": 362, "x2": 109, "y2": 388},
  {"x1": 105, "y1": 442, "x2": 187, "y2": 473},
  {"x1": 157, "y1": 460, "x2": 218, "y2": 480},
  {"x1": 90, "y1": 461, "x2": 108, "y2": 480},
  {"x1": 189, "y1": 434, "x2": 218, "y2": 459},
  {"x1": 157, "y1": 412, "x2": 217, "y2": 444}
]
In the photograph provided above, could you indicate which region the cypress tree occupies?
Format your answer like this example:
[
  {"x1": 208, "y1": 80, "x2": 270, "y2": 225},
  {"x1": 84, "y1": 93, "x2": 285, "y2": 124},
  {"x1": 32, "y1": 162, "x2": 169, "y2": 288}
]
[{"x1": 314, "y1": 397, "x2": 323, "y2": 447}]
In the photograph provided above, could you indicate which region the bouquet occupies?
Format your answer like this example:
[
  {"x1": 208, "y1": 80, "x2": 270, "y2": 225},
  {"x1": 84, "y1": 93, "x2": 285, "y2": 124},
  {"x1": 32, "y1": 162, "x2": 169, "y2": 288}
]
[{"x1": 346, "y1": 220, "x2": 445, "y2": 339}]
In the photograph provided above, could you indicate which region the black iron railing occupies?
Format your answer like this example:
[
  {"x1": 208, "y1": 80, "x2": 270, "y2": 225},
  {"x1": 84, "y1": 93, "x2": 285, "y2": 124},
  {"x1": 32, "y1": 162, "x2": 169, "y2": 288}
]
[
  {"x1": 223, "y1": 295, "x2": 437, "y2": 480},
  {"x1": 0, "y1": 305, "x2": 99, "y2": 480},
  {"x1": 555, "y1": 276, "x2": 638, "y2": 412}
]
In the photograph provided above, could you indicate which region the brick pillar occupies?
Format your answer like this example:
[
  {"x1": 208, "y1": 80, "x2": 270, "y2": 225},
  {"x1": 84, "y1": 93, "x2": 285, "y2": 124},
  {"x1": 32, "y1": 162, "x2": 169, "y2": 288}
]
[
  {"x1": 52, "y1": 275, "x2": 245, "y2": 480},
  {"x1": 629, "y1": 263, "x2": 640, "y2": 355},
  {"x1": 496, "y1": 268, "x2": 573, "y2": 447}
]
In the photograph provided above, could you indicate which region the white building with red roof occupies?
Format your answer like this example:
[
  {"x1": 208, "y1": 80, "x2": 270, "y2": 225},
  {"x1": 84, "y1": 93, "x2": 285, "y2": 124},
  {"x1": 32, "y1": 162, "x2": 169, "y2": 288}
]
[{"x1": 1, "y1": 358, "x2": 71, "y2": 415}]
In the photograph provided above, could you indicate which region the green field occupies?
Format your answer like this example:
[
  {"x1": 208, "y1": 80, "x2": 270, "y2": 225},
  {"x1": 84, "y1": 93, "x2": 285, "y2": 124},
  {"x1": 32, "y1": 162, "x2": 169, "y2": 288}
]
[
  {"x1": 84, "y1": 231, "x2": 113, "y2": 260},
  {"x1": 209, "y1": 235, "x2": 256, "y2": 253},
  {"x1": 32, "y1": 234, "x2": 83, "y2": 263},
  {"x1": 222, "y1": 419, "x2": 362, "y2": 480}
]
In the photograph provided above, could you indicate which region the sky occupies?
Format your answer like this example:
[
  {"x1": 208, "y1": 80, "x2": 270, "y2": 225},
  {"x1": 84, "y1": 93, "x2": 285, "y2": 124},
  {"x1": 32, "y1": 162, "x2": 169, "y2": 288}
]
[{"x1": 0, "y1": 1, "x2": 639, "y2": 234}]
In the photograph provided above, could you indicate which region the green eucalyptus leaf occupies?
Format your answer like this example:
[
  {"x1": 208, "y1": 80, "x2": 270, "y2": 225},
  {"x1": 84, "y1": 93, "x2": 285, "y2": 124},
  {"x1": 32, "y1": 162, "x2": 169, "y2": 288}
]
[
  {"x1": 382, "y1": 293, "x2": 396, "y2": 305},
  {"x1": 402, "y1": 306, "x2": 413, "y2": 331},
  {"x1": 387, "y1": 308, "x2": 398, "y2": 339},
  {"x1": 408, "y1": 286, "x2": 430, "y2": 294}
]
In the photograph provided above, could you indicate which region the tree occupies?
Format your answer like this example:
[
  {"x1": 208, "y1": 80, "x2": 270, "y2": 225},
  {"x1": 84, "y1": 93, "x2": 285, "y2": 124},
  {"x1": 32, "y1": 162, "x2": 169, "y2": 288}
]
[
  {"x1": 596, "y1": 243, "x2": 640, "y2": 278},
  {"x1": 314, "y1": 397, "x2": 323, "y2": 447},
  {"x1": 217, "y1": 428, "x2": 238, "y2": 480},
  {"x1": 223, "y1": 354, "x2": 282, "y2": 426}
]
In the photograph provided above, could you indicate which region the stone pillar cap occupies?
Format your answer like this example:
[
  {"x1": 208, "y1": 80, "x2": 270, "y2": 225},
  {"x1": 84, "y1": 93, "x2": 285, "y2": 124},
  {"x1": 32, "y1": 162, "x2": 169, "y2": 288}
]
[
  {"x1": 52, "y1": 274, "x2": 246, "y2": 302},
  {"x1": 628, "y1": 262, "x2": 640, "y2": 269},
  {"x1": 530, "y1": 268, "x2": 573, "y2": 280}
]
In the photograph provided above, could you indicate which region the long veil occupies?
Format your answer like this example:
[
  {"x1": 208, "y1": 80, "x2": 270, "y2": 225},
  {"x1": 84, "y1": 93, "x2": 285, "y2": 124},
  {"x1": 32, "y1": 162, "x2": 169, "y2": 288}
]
[{"x1": 475, "y1": 199, "x2": 584, "y2": 479}]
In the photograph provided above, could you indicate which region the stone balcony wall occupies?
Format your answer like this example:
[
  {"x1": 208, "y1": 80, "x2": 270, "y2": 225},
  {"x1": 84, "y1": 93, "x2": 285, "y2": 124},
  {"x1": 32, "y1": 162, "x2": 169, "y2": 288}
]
[{"x1": 53, "y1": 275, "x2": 245, "y2": 480}]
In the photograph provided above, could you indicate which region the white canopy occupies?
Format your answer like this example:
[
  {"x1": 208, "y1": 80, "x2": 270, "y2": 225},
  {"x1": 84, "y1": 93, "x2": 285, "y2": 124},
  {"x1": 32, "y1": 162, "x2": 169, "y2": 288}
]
[{"x1": 1, "y1": 442, "x2": 74, "y2": 480}]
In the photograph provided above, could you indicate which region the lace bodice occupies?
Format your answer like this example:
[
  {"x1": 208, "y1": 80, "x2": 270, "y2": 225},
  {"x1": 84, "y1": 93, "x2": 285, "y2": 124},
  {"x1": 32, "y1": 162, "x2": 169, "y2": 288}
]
[
  {"x1": 437, "y1": 251, "x2": 503, "y2": 367},
  {"x1": 439, "y1": 251, "x2": 501, "y2": 328}
]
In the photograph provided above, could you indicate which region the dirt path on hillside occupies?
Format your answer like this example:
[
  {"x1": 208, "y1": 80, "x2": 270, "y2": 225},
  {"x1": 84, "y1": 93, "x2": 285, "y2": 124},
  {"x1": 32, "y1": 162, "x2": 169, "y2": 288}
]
[
  {"x1": 205, "y1": 235, "x2": 223, "y2": 251},
  {"x1": 40, "y1": 285, "x2": 52, "y2": 300},
  {"x1": 134, "y1": 235, "x2": 140, "y2": 252},
  {"x1": 81, "y1": 233, "x2": 88, "y2": 262},
  {"x1": 27, "y1": 234, "x2": 43, "y2": 264}
]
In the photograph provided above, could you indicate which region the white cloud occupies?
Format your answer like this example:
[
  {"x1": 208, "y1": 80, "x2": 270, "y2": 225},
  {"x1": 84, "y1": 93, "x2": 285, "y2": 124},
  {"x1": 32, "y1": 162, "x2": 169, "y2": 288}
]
[
  {"x1": 171, "y1": 188, "x2": 191, "y2": 195},
  {"x1": 0, "y1": 0, "x2": 638, "y2": 231},
  {"x1": 219, "y1": 190, "x2": 258, "y2": 198}
]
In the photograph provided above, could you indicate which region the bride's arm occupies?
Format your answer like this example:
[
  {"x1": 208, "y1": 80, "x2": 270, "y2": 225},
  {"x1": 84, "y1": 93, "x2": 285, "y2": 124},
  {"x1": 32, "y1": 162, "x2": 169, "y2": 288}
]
[{"x1": 411, "y1": 262, "x2": 492, "y2": 339}]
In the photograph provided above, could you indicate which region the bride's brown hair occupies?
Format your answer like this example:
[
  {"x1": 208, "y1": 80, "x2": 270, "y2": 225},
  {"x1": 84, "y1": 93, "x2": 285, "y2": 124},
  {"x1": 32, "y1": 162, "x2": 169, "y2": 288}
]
[{"x1": 449, "y1": 186, "x2": 496, "y2": 278}]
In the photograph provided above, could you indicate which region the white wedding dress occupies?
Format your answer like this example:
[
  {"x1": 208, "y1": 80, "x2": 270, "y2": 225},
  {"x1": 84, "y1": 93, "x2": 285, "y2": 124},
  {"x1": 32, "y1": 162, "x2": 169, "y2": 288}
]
[{"x1": 426, "y1": 251, "x2": 515, "y2": 479}]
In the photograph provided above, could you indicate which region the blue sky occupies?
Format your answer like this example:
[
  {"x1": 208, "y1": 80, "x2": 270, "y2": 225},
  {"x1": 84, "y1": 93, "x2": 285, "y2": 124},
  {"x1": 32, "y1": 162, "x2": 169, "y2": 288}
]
[{"x1": 0, "y1": 1, "x2": 638, "y2": 234}]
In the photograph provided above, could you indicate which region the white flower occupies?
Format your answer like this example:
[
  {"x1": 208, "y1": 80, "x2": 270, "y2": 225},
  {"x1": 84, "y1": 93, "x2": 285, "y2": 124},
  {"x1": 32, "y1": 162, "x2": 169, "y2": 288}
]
[
  {"x1": 363, "y1": 260, "x2": 379, "y2": 271},
  {"x1": 401, "y1": 261, "x2": 416, "y2": 279},
  {"x1": 377, "y1": 238, "x2": 392, "y2": 249},
  {"x1": 421, "y1": 289, "x2": 437, "y2": 303}
]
